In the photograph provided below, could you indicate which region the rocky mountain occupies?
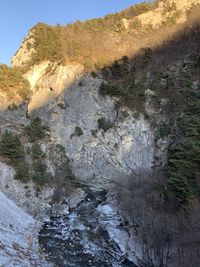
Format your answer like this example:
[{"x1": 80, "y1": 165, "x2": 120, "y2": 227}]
[
  {"x1": 0, "y1": 0, "x2": 200, "y2": 266},
  {"x1": 7, "y1": 0, "x2": 199, "y2": 184}
]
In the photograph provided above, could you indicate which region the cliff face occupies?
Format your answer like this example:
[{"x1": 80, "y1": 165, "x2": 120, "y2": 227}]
[
  {"x1": 13, "y1": 58, "x2": 154, "y2": 183},
  {"x1": 0, "y1": 0, "x2": 199, "y2": 216},
  {"x1": 0, "y1": 186, "x2": 48, "y2": 266},
  {"x1": 25, "y1": 61, "x2": 83, "y2": 113},
  {"x1": 134, "y1": 0, "x2": 200, "y2": 28},
  {"x1": 32, "y1": 74, "x2": 155, "y2": 183},
  {"x1": 0, "y1": 1, "x2": 199, "y2": 265},
  {"x1": 0, "y1": 162, "x2": 53, "y2": 220},
  {"x1": 9, "y1": 0, "x2": 200, "y2": 185},
  {"x1": 12, "y1": 32, "x2": 36, "y2": 67}
]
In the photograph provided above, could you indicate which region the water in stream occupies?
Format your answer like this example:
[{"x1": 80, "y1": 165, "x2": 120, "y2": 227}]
[{"x1": 39, "y1": 188, "x2": 136, "y2": 267}]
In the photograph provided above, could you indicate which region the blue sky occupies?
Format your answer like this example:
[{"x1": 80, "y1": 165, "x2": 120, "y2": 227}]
[{"x1": 0, "y1": 0, "x2": 143, "y2": 65}]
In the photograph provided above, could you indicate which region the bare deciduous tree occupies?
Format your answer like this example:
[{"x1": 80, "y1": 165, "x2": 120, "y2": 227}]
[{"x1": 115, "y1": 170, "x2": 200, "y2": 267}]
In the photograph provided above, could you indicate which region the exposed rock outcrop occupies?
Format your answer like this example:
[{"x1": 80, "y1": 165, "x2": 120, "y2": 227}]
[
  {"x1": 136, "y1": 0, "x2": 200, "y2": 29},
  {"x1": 0, "y1": 162, "x2": 54, "y2": 221},
  {"x1": 12, "y1": 31, "x2": 36, "y2": 67},
  {"x1": 28, "y1": 73, "x2": 155, "y2": 184},
  {"x1": 0, "y1": 190, "x2": 49, "y2": 266},
  {"x1": 25, "y1": 61, "x2": 84, "y2": 113}
]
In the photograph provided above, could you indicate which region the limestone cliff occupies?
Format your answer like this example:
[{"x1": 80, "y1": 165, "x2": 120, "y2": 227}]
[
  {"x1": 0, "y1": 186, "x2": 49, "y2": 266},
  {"x1": 31, "y1": 74, "x2": 155, "y2": 183},
  {"x1": 0, "y1": 1, "x2": 199, "y2": 265},
  {"x1": 8, "y1": 0, "x2": 200, "y2": 185},
  {"x1": 132, "y1": 0, "x2": 200, "y2": 28},
  {"x1": 0, "y1": 0, "x2": 199, "y2": 222}
]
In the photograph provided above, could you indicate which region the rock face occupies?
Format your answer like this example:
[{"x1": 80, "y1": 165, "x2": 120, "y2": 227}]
[
  {"x1": 129, "y1": 0, "x2": 200, "y2": 30},
  {"x1": 0, "y1": 190, "x2": 48, "y2": 267},
  {"x1": 9, "y1": 0, "x2": 199, "y2": 187},
  {"x1": 28, "y1": 73, "x2": 155, "y2": 184},
  {"x1": 12, "y1": 31, "x2": 36, "y2": 67},
  {"x1": 11, "y1": 49, "x2": 155, "y2": 185},
  {"x1": 25, "y1": 61, "x2": 84, "y2": 113},
  {"x1": 0, "y1": 162, "x2": 54, "y2": 221}
]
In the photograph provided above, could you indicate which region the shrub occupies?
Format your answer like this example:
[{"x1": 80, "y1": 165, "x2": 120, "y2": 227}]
[
  {"x1": 32, "y1": 160, "x2": 52, "y2": 185},
  {"x1": 20, "y1": 1, "x2": 156, "y2": 70},
  {"x1": 26, "y1": 23, "x2": 64, "y2": 67},
  {"x1": 7, "y1": 103, "x2": 19, "y2": 110},
  {"x1": 0, "y1": 64, "x2": 31, "y2": 101},
  {"x1": 91, "y1": 71, "x2": 97, "y2": 78},
  {"x1": 99, "y1": 82, "x2": 122, "y2": 97},
  {"x1": 159, "y1": 122, "x2": 171, "y2": 138},
  {"x1": 167, "y1": 91, "x2": 200, "y2": 203},
  {"x1": 31, "y1": 142, "x2": 44, "y2": 159},
  {"x1": 122, "y1": 2, "x2": 154, "y2": 19},
  {"x1": 130, "y1": 18, "x2": 142, "y2": 29},
  {"x1": 15, "y1": 161, "x2": 30, "y2": 182},
  {"x1": 0, "y1": 131, "x2": 24, "y2": 161},
  {"x1": 0, "y1": 131, "x2": 30, "y2": 183},
  {"x1": 91, "y1": 129, "x2": 98, "y2": 137},
  {"x1": 25, "y1": 117, "x2": 49, "y2": 142},
  {"x1": 98, "y1": 117, "x2": 113, "y2": 132},
  {"x1": 70, "y1": 126, "x2": 83, "y2": 138},
  {"x1": 18, "y1": 87, "x2": 31, "y2": 100},
  {"x1": 61, "y1": 158, "x2": 75, "y2": 180}
]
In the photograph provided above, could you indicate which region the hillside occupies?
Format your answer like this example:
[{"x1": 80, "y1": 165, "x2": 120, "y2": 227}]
[
  {"x1": 0, "y1": 0, "x2": 200, "y2": 266},
  {"x1": 0, "y1": 65, "x2": 31, "y2": 109},
  {"x1": 12, "y1": 0, "x2": 200, "y2": 70}
]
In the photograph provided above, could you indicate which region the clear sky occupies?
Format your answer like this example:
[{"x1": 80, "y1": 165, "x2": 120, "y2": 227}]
[{"x1": 0, "y1": 0, "x2": 144, "y2": 65}]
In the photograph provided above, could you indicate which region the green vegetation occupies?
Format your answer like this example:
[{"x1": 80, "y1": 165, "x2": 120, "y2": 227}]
[
  {"x1": 15, "y1": 161, "x2": 30, "y2": 182},
  {"x1": 103, "y1": 80, "x2": 145, "y2": 112},
  {"x1": 100, "y1": 57, "x2": 146, "y2": 113},
  {"x1": 0, "y1": 120, "x2": 51, "y2": 185},
  {"x1": 61, "y1": 1, "x2": 154, "y2": 69},
  {"x1": 167, "y1": 90, "x2": 200, "y2": 203},
  {"x1": 70, "y1": 126, "x2": 83, "y2": 138},
  {"x1": 7, "y1": 103, "x2": 19, "y2": 111},
  {"x1": 24, "y1": 118, "x2": 52, "y2": 185},
  {"x1": 19, "y1": 2, "x2": 157, "y2": 70},
  {"x1": 158, "y1": 122, "x2": 171, "y2": 138},
  {"x1": 98, "y1": 118, "x2": 113, "y2": 132},
  {"x1": 0, "y1": 130, "x2": 51, "y2": 185},
  {"x1": 91, "y1": 71, "x2": 98, "y2": 78},
  {"x1": 27, "y1": 23, "x2": 64, "y2": 67},
  {"x1": 32, "y1": 160, "x2": 52, "y2": 185},
  {"x1": 102, "y1": 2, "x2": 155, "y2": 22},
  {"x1": 25, "y1": 117, "x2": 49, "y2": 142},
  {"x1": 99, "y1": 22, "x2": 200, "y2": 205},
  {"x1": 54, "y1": 144, "x2": 75, "y2": 180},
  {"x1": 99, "y1": 82, "x2": 122, "y2": 97},
  {"x1": 0, "y1": 131, "x2": 30, "y2": 182},
  {"x1": 31, "y1": 142, "x2": 44, "y2": 159},
  {"x1": 0, "y1": 131, "x2": 24, "y2": 161},
  {"x1": 0, "y1": 64, "x2": 31, "y2": 101}
]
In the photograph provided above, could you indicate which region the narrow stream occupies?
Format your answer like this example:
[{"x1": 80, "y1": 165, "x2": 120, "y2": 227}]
[{"x1": 39, "y1": 188, "x2": 136, "y2": 267}]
